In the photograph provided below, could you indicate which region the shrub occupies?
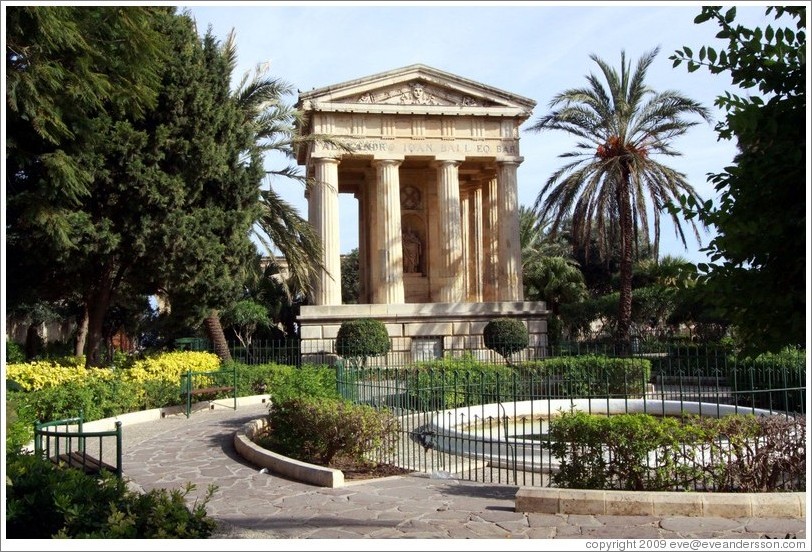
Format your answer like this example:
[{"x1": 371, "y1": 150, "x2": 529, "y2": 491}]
[
  {"x1": 549, "y1": 411, "x2": 805, "y2": 492},
  {"x1": 483, "y1": 318, "x2": 528, "y2": 363},
  {"x1": 5, "y1": 451, "x2": 217, "y2": 538},
  {"x1": 728, "y1": 347, "x2": 806, "y2": 413},
  {"x1": 13, "y1": 376, "x2": 144, "y2": 424},
  {"x1": 6, "y1": 339, "x2": 25, "y2": 363},
  {"x1": 335, "y1": 319, "x2": 390, "y2": 365},
  {"x1": 690, "y1": 414, "x2": 806, "y2": 492},
  {"x1": 121, "y1": 351, "x2": 221, "y2": 387},
  {"x1": 265, "y1": 364, "x2": 339, "y2": 403},
  {"x1": 5, "y1": 359, "x2": 112, "y2": 392},
  {"x1": 266, "y1": 396, "x2": 399, "y2": 467},
  {"x1": 5, "y1": 351, "x2": 219, "y2": 393},
  {"x1": 406, "y1": 355, "x2": 515, "y2": 410},
  {"x1": 5, "y1": 391, "x2": 33, "y2": 451},
  {"x1": 646, "y1": 343, "x2": 733, "y2": 380},
  {"x1": 521, "y1": 355, "x2": 651, "y2": 398}
]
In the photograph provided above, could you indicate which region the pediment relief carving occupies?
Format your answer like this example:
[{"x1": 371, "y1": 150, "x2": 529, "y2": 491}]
[{"x1": 353, "y1": 81, "x2": 493, "y2": 107}]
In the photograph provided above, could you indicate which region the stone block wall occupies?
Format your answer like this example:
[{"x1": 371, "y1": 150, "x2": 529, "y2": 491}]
[{"x1": 298, "y1": 301, "x2": 549, "y2": 366}]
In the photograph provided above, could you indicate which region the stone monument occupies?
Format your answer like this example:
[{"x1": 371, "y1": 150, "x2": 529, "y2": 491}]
[{"x1": 295, "y1": 64, "x2": 549, "y2": 362}]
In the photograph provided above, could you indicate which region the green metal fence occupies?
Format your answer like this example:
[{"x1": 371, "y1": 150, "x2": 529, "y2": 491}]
[
  {"x1": 202, "y1": 335, "x2": 804, "y2": 491},
  {"x1": 334, "y1": 342, "x2": 806, "y2": 491}
]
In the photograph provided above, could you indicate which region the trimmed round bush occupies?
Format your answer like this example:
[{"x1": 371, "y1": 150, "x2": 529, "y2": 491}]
[
  {"x1": 483, "y1": 318, "x2": 528, "y2": 361},
  {"x1": 335, "y1": 319, "x2": 390, "y2": 360}
]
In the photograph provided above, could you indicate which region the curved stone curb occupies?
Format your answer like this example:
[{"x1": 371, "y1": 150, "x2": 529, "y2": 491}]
[
  {"x1": 515, "y1": 487, "x2": 806, "y2": 519},
  {"x1": 234, "y1": 417, "x2": 344, "y2": 488}
]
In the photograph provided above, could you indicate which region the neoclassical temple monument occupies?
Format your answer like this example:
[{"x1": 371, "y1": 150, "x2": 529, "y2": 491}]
[{"x1": 295, "y1": 65, "x2": 549, "y2": 361}]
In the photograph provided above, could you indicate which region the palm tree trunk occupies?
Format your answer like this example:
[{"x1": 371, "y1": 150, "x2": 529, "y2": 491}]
[
  {"x1": 204, "y1": 310, "x2": 232, "y2": 362},
  {"x1": 616, "y1": 172, "x2": 634, "y2": 349}
]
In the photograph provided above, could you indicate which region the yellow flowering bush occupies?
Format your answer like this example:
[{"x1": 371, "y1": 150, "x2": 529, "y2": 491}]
[
  {"x1": 6, "y1": 351, "x2": 221, "y2": 392},
  {"x1": 118, "y1": 351, "x2": 221, "y2": 385},
  {"x1": 5, "y1": 360, "x2": 113, "y2": 392}
]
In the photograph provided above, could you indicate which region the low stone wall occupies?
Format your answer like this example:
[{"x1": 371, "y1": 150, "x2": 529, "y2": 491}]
[
  {"x1": 515, "y1": 488, "x2": 807, "y2": 519},
  {"x1": 234, "y1": 418, "x2": 344, "y2": 488},
  {"x1": 298, "y1": 301, "x2": 549, "y2": 366}
]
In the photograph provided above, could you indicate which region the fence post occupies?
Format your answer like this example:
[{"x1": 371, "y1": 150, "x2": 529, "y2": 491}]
[{"x1": 115, "y1": 421, "x2": 123, "y2": 478}]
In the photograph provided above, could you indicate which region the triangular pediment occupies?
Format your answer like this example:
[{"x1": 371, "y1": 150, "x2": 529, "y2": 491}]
[{"x1": 298, "y1": 64, "x2": 535, "y2": 115}]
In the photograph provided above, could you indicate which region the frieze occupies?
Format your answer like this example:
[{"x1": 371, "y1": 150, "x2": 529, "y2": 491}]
[
  {"x1": 354, "y1": 81, "x2": 489, "y2": 107},
  {"x1": 315, "y1": 138, "x2": 519, "y2": 156}
]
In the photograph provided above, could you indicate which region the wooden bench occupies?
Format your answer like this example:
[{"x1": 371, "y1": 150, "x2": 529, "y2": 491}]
[
  {"x1": 180, "y1": 365, "x2": 237, "y2": 418},
  {"x1": 34, "y1": 414, "x2": 123, "y2": 478}
]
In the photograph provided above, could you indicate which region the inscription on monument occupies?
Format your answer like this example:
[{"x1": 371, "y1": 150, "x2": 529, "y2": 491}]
[
  {"x1": 412, "y1": 337, "x2": 443, "y2": 361},
  {"x1": 317, "y1": 139, "x2": 518, "y2": 156}
]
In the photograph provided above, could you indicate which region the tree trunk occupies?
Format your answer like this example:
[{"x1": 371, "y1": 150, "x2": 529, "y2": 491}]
[
  {"x1": 74, "y1": 304, "x2": 89, "y2": 357},
  {"x1": 86, "y1": 271, "x2": 114, "y2": 367},
  {"x1": 616, "y1": 171, "x2": 634, "y2": 350},
  {"x1": 25, "y1": 323, "x2": 42, "y2": 360},
  {"x1": 204, "y1": 310, "x2": 232, "y2": 362}
]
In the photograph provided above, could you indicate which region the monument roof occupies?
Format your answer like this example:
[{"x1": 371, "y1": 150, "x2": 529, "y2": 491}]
[{"x1": 296, "y1": 64, "x2": 536, "y2": 119}]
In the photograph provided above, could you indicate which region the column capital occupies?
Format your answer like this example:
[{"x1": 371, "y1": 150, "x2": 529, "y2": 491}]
[
  {"x1": 312, "y1": 156, "x2": 341, "y2": 166},
  {"x1": 371, "y1": 158, "x2": 403, "y2": 168},
  {"x1": 496, "y1": 157, "x2": 524, "y2": 167},
  {"x1": 430, "y1": 158, "x2": 462, "y2": 168}
]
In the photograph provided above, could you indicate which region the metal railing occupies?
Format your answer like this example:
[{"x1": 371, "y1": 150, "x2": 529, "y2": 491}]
[
  {"x1": 34, "y1": 412, "x2": 123, "y2": 478},
  {"x1": 333, "y1": 342, "x2": 806, "y2": 491}
]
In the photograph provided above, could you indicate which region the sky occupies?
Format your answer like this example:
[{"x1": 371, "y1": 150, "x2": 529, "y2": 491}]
[{"x1": 180, "y1": 0, "x2": 788, "y2": 266}]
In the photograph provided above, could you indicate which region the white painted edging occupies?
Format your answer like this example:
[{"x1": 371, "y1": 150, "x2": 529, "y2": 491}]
[{"x1": 234, "y1": 417, "x2": 344, "y2": 488}]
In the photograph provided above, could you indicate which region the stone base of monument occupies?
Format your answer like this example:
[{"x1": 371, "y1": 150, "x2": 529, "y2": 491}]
[{"x1": 297, "y1": 301, "x2": 549, "y2": 366}]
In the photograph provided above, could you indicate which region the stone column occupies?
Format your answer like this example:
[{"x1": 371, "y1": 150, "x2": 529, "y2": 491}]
[
  {"x1": 434, "y1": 160, "x2": 464, "y2": 303},
  {"x1": 460, "y1": 189, "x2": 470, "y2": 301},
  {"x1": 483, "y1": 175, "x2": 500, "y2": 301},
  {"x1": 355, "y1": 188, "x2": 368, "y2": 304},
  {"x1": 309, "y1": 157, "x2": 342, "y2": 305},
  {"x1": 497, "y1": 160, "x2": 523, "y2": 300},
  {"x1": 372, "y1": 159, "x2": 405, "y2": 304},
  {"x1": 470, "y1": 184, "x2": 484, "y2": 302}
]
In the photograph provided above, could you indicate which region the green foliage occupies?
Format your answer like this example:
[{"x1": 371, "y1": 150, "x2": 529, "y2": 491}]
[
  {"x1": 221, "y1": 299, "x2": 271, "y2": 353},
  {"x1": 549, "y1": 411, "x2": 694, "y2": 491},
  {"x1": 645, "y1": 343, "x2": 733, "y2": 380},
  {"x1": 406, "y1": 356, "x2": 516, "y2": 410},
  {"x1": 266, "y1": 396, "x2": 399, "y2": 466},
  {"x1": 341, "y1": 248, "x2": 360, "y2": 304},
  {"x1": 669, "y1": 7, "x2": 806, "y2": 355},
  {"x1": 7, "y1": 8, "x2": 264, "y2": 367},
  {"x1": 549, "y1": 411, "x2": 805, "y2": 492},
  {"x1": 12, "y1": 376, "x2": 144, "y2": 425},
  {"x1": 559, "y1": 293, "x2": 619, "y2": 339},
  {"x1": 5, "y1": 392, "x2": 33, "y2": 451},
  {"x1": 529, "y1": 46, "x2": 710, "y2": 343},
  {"x1": 483, "y1": 318, "x2": 529, "y2": 362},
  {"x1": 728, "y1": 347, "x2": 806, "y2": 413},
  {"x1": 260, "y1": 363, "x2": 339, "y2": 404},
  {"x1": 335, "y1": 319, "x2": 391, "y2": 362},
  {"x1": 6, "y1": 340, "x2": 25, "y2": 363},
  {"x1": 523, "y1": 256, "x2": 588, "y2": 312},
  {"x1": 5, "y1": 451, "x2": 217, "y2": 538},
  {"x1": 521, "y1": 355, "x2": 651, "y2": 398}
]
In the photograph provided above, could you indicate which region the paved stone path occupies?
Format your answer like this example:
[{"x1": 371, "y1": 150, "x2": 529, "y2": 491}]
[{"x1": 121, "y1": 403, "x2": 808, "y2": 541}]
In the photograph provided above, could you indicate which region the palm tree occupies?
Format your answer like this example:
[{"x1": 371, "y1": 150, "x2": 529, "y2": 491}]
[
  {"x1": 520, "y1": 205, "x2": 584, "y2": 304},
  {"x1": 200, "y1": 31, "x2": 325, "y2": 360},
  {"x1": 528, "y1": 47, "x2": 711, "y2": 346}
]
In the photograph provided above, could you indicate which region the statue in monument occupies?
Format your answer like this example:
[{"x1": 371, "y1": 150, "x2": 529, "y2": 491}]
[
  {"x1": 400, "y1": 83, "x2": 436, "y2": 105},
  {"x1": 402, "y1": 228, "x2": 422, "y2": 274}
]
